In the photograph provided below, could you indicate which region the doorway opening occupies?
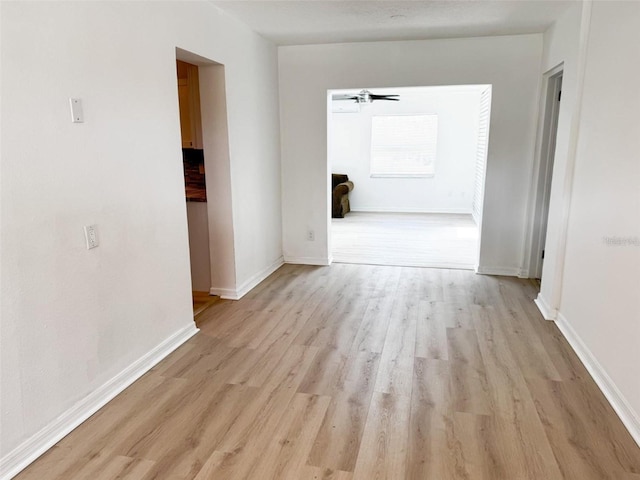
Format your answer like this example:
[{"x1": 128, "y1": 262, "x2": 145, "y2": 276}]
[
  {"x1": 175, "y1": 49, "x2": 235, "y2": 323},
  {"x1": 529, "y1": 65, "x2": 563, "y2": 281},
  {"x1": 327, "y1": 85, "x2": 492, "y2": 270},
  {"x1": 176, "y1": 59, "x2": 216, "y2": 319}
]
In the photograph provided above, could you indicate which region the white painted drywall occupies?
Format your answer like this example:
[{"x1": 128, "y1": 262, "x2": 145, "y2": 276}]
[
  {"x1": 279, "y1": 35, "x2": 543, "y2": 272},
  {"x1": 330, "y1": 88, "x2": 482, "y2": 214},
  {"x1": 197, "y1": 62, "x2": 238, "y2": 295},
  {"x1": 0, "y1": 0, "x2": 281, "y2": 462},
  {"x1": 536, "y1": 1, "x2": 584, "y2": 309},
  {"x1": 186, "y1": 202, "x2": 211, "y2": 291},
  {"x1": 557, "y1": 1, "x2": 640, "y2": 434}
]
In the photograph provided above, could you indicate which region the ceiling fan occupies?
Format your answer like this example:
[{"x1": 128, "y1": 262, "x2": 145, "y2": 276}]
[{"x1": 332, "y1": 89, "x2": 400, "y2": 104}]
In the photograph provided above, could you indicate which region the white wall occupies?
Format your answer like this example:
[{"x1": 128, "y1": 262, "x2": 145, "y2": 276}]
[
  {"x1": 279, "y1": 35, "x2": 543, "y2": 272},
  {"x1": 330, "y1": 88, "x2": 482, "y2": 214},
  {"x1": 549, "y1": 1, "x2": 640, "y2": 443},
  {"x1": 0, "y1": 0, "x2": 282, "y2": 471},
  {"x1": 535, "y1": 1, "x2": 584, "y2": 309},
  {"x1": 186, "y1": 202, "x2": 211, "y2": 291}
]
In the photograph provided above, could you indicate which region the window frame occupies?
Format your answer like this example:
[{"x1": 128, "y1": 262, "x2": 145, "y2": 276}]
[{"x1": 369, "y1": 113, "x2": 438, "y2": 178}]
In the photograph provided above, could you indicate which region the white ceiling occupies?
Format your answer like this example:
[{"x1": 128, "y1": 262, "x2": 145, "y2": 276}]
[{"x1": 210, "y1": 0, "x2": 576, "y2": 46}]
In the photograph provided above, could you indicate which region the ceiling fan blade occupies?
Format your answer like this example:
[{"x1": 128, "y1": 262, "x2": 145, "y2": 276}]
[
  {"x1": 332, "y1": 94, "x2": 360, "y2": 101},
  {"x1": 369, "y1": 94, "x2": 400, "y2": 100}
]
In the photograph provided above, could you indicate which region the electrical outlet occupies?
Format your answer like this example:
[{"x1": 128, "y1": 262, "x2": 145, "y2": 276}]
[
  {"x1": 84, "y1": 225, "x2": 99, "y2": 249},
  {"x1": 307, "y1": 229, "x2": 315, "y2": 241}
]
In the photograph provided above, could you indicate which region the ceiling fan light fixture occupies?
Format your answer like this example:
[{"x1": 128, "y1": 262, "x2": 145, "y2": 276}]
[
  {"x1": 332, "y1": 89, "x2": 399, "y2": 104},
  {"x1": 358, "y1": 90, "x2": 372, "y2": 104}
]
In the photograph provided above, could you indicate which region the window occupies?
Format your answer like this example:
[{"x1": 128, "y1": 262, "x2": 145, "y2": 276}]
[{"x1": 370, "y1": 114, "x2": 438, "y2": 177}]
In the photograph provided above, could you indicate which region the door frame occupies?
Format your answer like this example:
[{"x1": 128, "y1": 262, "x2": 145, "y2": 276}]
[
  {"x1": 176, "y1": 48, "x2": 237, "y2": 298},
  {"x1": 523, "y1": 63, "x2": 564, "y2": 279},
  {"x1": 531, "y1": 66, "x2": 564, "y2": 278}
]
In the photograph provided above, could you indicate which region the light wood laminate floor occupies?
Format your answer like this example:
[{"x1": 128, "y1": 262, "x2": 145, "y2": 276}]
[
  {"x1": 192, "y1": 291, "x2": 220, "y2": 319},
  {"x1": 331, "y1": 212, "x2": 479, "y2": 270},
  {"x1": 16, "y1": 264, "x2": 640, "y2": 479}
]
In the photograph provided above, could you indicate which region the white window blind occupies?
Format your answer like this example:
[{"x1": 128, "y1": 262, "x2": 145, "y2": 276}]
[
  {"x1": 473, "y1": 88, "x2": 492, "y2": 224},
  {"x1": 370, "y1": 114, "x2": 438, "y2": 177}
]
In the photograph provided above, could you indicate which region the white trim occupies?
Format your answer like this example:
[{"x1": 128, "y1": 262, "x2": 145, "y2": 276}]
[
  {"x1": 534, "y1": 292, "x2": 557, "y2": 320},
  {"x1": 350, "y1": 207, "x2": 473, "y2": 215},
  {"x1": 209, "y1": 287, "x2": 239, "y2": 300},
  {"x1": 0, "y1": 324, "x2": 198, "y2": 480},
  {"x1": 542, "y1": 1, "x2": 593, "y2": 313},
  {"x1": 522, "y1": 63, "x2": 564, "y2": 279},
  {"x1": 555, "y1": 312, "x2": 640, "y2": 448},
  {"x1": 236, "y1": 256, "x2": 284, "y2": 299},
  {"x1": 475, "y1": 266, "x2": 521, "y2": 276},
  {"x1": 210, "y1": 257, "x2": 284, "y2": 300},
  {"x1": 284, "y1": 256, "x2": 332, "y2": 266}
]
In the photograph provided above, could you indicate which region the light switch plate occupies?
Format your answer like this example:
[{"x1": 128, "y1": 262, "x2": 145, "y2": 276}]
[
  {"x1": 84, "y1": 225, "x2": 99, "y2": 249},
  {"x1": 70, "y1": 98, "x2": 84, "y2": 123}
]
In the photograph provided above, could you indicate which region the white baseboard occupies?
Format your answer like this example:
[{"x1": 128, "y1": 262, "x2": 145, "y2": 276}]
[
  {"x1": 351, "y1": 207, "x2": 473, "y2": 215},
  {"x1": 209, "y1": 287, "x2": 239, "y2": 300},
  {"x1": 534, "y1": 293, "x2": 557, "y2": 321},
  {"x1": 475, "y1": 266, "x2": 521, "y2": 276},
  {"x1": 284, "y1": 256, "x2": 332, "y2": 266},
  {"x1": 210, "y1": 256, "x2": 284, "y2": 300},
  {"x1": 555, "y1": 313, "x2": 640, "y2": 448},
  {"x1": 235, "y1": 256, "x2": 284, "y2": 299},
  {"x1": 0, "y1": 323, "x2": 198, "y2": 480}
]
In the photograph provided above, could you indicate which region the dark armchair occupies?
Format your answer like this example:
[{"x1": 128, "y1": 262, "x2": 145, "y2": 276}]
[{"x1": 332, "y1": 174, "x2": 354, "y2": 218}]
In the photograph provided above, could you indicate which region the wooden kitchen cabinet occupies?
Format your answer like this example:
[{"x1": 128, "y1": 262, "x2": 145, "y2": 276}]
[{"x1": 177, "y1": 60, "x2": 203, "y2": 149}]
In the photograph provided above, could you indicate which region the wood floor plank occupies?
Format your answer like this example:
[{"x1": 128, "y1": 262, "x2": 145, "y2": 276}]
[
  {"x1": 302, "y1": 466, "x2": 354, "y2": 480},
  {"x1": 373, "y1": 314, "x2": 416, "y2": 397},
  {"x1": 470, "y1": 305, "x2": 564, "y2": 478},
  {"x1": 132, "y1": 383, "x2": 258, "y2": 479},
  {"x1": 447, "y1": 327, "x2": 492, "y2": 415},
  {"x1": 297, "y1": 346, "x2": 349, "y2": 395},
  {"x1": 442, "y1": 269, "x2": 474, "y2": 305},
  {"x1": 352, "y1": 392, "x2": 411, "y2": 479},
  {"x1": 417, "y1": 267, "x2": 445, "y2": 302},
  {"x1": 306, "y1": 352, "x2": 381, "y2": 472},
  {"x1": 191, "y1": 451, "x2": 233, "y2": 480},
  {"x1": 407, "y1": 358, "x2": 461, "y2": 480},
  {"x1": 415, "y1": 300, "x2": 449, "y2": 360},
  {"x1": 252, "y1": 274, "x2": 328, "y2": 353},
  {"x1": 93, "y1": 456, "x2": 155, "y2": 480},
  {"x1": 350, "y1": 267, "x2": 401, "y2": 354},
  {"x1": 20, "y1": 376, "x2": 190, "y2": 480},
  {"x1": 453, "y1": 411, "x2": 513, "y2": 480},
  {"x1": 14, "y1": 263, "x2": 640, "y2": 480},
  {"x1": 373, "y1": 268, "x2": 420, "y2": 398},
  {"x1": 526, "y1": 376, "x2": 640, "y2": 480},
  {"x1": 243, "y1": 392, "x2": 331, "y2": 480},
  {"x1": 436, "y1": 300, "x2": 475, "y2": 329},
  {"x1": 215, "y1": 344, "x2": 319, "y2": 455},
  {"x1": 494, "y1": 301, "x2": 563, "y2": 381}
]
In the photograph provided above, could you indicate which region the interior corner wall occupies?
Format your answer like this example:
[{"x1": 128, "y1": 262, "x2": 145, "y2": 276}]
[
  {"x1": 0, "y1": 0, "x2": 281, "y2": 467},
  {"x1": 537, "y1": 0, "x2": 584, "y2": 310},
  {"x1": 555, "y1": 1, "x2": 640, "y2": 441},
  {"x1": 279, "y1": 34, "x2": 543, "y2": 272},
  {"x1": 330, "y1": 89, "x2": 482, "y2": 214}
]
